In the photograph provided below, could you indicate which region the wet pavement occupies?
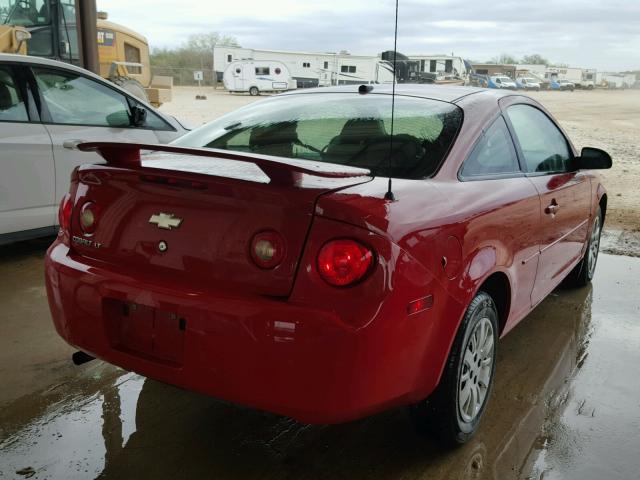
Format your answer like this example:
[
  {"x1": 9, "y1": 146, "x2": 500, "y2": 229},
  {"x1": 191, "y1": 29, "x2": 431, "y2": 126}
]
[{"x1": 0, "y1": 239, "x2": 639, "y2": 480}]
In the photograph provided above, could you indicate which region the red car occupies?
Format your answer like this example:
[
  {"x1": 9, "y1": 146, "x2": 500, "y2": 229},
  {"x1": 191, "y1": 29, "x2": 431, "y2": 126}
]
[{"x1": 45, "y1": 85, "x2": 611, "y2": 445}]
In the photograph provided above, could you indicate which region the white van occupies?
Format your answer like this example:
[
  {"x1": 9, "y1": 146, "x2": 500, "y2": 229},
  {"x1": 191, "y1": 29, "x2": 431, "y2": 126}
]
[{"x1": 223, "y1": 61, "x2": 293, "y2": 96}]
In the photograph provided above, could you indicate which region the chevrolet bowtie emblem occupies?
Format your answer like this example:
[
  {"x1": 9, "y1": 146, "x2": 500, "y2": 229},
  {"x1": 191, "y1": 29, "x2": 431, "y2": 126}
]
[{"x1": 149, "y1": 212, "x2": 183, "y2": 230}]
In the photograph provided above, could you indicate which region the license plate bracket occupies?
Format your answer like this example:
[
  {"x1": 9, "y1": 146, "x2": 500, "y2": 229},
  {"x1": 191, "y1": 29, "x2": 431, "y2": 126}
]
[{"x1": 104, "y1": 299, "x2": 185, "y2": 366}]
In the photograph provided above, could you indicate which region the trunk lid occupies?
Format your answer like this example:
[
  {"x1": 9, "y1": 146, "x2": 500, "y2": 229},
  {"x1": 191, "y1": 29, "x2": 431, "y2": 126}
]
[{"x1": 69, "y1": 145, "x2": 370, "y2": 296}]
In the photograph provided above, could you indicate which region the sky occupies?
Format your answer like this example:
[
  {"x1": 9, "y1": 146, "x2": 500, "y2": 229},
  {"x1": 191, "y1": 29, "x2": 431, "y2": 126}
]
[{"x1": 97, "y1": 0, "x2": 640, "y2": 71}]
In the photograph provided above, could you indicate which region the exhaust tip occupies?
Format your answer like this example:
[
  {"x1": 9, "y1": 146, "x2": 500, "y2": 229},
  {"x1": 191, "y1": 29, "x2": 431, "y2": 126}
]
[{"x1": 72, "y1": 351, "x2": 95, "y2": 366}]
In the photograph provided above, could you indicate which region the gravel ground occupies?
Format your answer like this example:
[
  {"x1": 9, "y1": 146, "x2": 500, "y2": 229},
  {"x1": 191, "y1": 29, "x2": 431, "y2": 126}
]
[{"x1": 160, "y1": 87, "x2": 640, "y2": 255}]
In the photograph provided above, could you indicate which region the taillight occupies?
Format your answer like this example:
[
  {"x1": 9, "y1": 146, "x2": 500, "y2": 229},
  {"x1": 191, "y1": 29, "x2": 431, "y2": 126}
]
[
  {"x1": 250, "y1": 231, "x2": 286, "y2": 269},
  {"x1": 79, "y1": 201, "x2": 99, "y2": 234},
  {"x1": 317, "y1": 239, "x2": 374, "y2": 287},
  {"x1": 58, "y1": 194, "x2": 72, "y2": 232}
]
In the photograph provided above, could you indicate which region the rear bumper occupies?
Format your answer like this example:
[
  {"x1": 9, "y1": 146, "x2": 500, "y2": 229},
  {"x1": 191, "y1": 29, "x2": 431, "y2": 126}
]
[{"x1": 45, "y1": 241, "x2": 444, "y2": 424}]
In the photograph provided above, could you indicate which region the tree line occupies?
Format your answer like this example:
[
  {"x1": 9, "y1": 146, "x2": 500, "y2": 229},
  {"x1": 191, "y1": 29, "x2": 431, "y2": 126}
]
[
  {"x1": 487, "y1": 53, "x2": 567, "y2": 67},
  {"x1": 150, "y1": 32, "x2": 239, "y2": 85}
]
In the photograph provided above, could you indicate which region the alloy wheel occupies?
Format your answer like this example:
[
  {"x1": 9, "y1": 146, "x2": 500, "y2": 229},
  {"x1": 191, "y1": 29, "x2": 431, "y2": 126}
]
[
  {"x1": 458, "y1": 317, "x2": 495, "y2": 423},
  {"x1": 587, "y1": 215, "x2": 601, "y2": 277}
]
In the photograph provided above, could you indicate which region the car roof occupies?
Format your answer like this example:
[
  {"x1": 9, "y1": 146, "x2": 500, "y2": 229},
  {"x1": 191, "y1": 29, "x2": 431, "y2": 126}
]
[
  {"x1": 279, "y1": 84, "x2": 508, "y2": 104},
  {"x1": 0, "y1": 52, "x2": 99, "y2": 74}
]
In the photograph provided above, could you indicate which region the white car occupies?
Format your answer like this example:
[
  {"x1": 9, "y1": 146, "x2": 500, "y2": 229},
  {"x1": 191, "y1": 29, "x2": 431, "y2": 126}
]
[
  {"x1": 489, "y1": 75, "x2": 517, "y2": 90},
  {"x1": 516, "y1": 77, "x2": 541, "y2": 91},
  {"x1": 0, "y1": 54, "x2": 188, "y2": 245}
]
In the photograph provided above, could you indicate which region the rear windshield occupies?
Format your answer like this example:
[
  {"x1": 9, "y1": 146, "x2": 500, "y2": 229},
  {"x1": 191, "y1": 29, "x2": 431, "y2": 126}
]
[{"x1": 172, "y1": 93, "x2": 463, "y2": 179}]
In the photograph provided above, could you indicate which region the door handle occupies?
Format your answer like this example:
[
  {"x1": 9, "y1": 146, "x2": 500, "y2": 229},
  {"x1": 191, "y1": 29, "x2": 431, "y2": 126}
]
[
  {"x1": 62, "y1": 139, "x2": 87, "y2": 150},
  {"x1": 545, "y1": 200, "x2": 560, "y2": 215}
]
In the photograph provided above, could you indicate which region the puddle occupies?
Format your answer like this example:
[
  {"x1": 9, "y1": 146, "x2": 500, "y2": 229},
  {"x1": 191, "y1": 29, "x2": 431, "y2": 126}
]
[{"x1": 0, "y1": 254, "x2": 639, "y2": 479}]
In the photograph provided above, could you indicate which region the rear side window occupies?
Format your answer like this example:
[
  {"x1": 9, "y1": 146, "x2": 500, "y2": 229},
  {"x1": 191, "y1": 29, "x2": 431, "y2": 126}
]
[
  {"x1": 33, "y1": 67, "x2": 130, "y2": 127},
  {"x1": 173, "y1": 93, "x2": 464, "y2": 179},
  {"x1": 0, "y1": 67, "x2": 28, "y2": 122},
  {"x1": 32, "y1": 67, "x2": 171, "y2": 131},
  {"x1": 460, "y1": 116, "x2": 520, "y2": 178},
  {"x1": 506, "y1": 104, "x2": 572, "y2": 173}
]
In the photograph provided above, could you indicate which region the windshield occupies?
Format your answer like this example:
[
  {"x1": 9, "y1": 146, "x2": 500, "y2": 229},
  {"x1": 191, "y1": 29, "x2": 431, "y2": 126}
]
[
  {"x1": 498, "y1": 77, "x2": 512, "y2": 82},
  {"x1": 2, "y1": 0, "x2": 48, "y2": 26},
  {"x1": 173, "y1": 93, "x2": 463, "y2": 179}
]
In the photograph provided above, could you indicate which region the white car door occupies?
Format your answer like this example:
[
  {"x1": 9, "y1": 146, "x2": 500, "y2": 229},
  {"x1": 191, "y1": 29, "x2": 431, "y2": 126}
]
[
  {"x1": 0, "y1": 64, "x2": 56, "y2": 239},
  {"x1": 30, "y1": 66, "x2": 179, "y2": 208}
]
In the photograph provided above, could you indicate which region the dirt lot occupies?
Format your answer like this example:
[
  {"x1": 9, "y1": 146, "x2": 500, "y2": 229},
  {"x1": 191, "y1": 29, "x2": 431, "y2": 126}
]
[
  {"x1": 161, "y1": 87, "x2": 640, "y2": 255},
  {"x1": 525, "y1": 90, "x2": 640, "y2": 231}
]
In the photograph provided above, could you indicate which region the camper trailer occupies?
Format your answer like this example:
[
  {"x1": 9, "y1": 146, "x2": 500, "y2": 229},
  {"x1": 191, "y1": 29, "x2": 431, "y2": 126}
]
[
  {"x1": 223, "y1": 60, "x2": 293, "y2": 95},
  {"x1": 406, "y1": 55, "x2": 469, "y2": 84},
  {"x1": 544, "y1": 67, "x2": 595, "y2": 88},
  {"x1": 579, "y1": 69, "x2": 597, "y2": 89},
  {"x1": 215, "y1": 46, "x2": 394, "y2": 88}
]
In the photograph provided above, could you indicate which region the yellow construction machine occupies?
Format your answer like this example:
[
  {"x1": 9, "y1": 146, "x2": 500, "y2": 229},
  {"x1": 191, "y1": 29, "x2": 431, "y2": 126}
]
[{"x1": 0, "y1": 0, "x2": 171, "y2": 105}]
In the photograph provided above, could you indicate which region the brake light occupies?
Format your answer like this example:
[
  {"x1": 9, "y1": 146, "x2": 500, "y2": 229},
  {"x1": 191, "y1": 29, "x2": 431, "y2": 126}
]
[
  {"x1": 79, "y1": 202, "x2": 99, "y2": 234},
  {"x1": 317, "y1": 239, "x2": 374, "y2": 287},
  {"x1": 250, "y1": 231, "x2": 286, "y2": 269},
  {"x1": 58, "y1": 194, "x2": 72, "y2": 233}
]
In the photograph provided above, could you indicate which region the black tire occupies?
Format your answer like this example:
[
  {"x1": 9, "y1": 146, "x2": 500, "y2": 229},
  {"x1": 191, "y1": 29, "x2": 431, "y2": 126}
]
[
  {"x1": 112, "y1": 77, "x2": 148, "y2": 102},
  {"x1": 566, "y1": 207, "x2": 602, "y2": 287},
  {"x1": 249, "y1": 86, "x2": 259, "y2": 96},
  {"x1": 410, "y1": 291, "x2": 498, "y2": 446}
]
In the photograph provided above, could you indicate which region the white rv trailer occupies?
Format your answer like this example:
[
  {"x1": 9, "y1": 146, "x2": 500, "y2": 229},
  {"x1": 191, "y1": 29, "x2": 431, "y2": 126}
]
[
  {"x1": 223, "y1": 60, "x2": 293, "y2": 95},
  {"x1": 405, "y1": 55, "x2": 469, "y2": 82},
  {"x1": 580, "y1": 69, "x2": 597, "y2": 89},
  {"x1": 544, "y1": 67, "x2": 597, "y2": 89},
  {"x1": 214, "y1": 46, "x2": 395, "y2": 88}
]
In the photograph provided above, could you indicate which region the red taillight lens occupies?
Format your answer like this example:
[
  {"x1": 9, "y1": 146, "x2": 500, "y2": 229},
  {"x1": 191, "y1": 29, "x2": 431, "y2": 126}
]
[
  {"x1": 58, "y1": 194, "x2": 72, "y2": 232},
  {"x1": 79, "y1": 201, "x2": 99, "y2": 234},
  {"x1": 317, "y1": 239, "x2": 374, "y2": 287},
  {"x1": 250, "y1": 231, "x2": 286, "y2": 269}
]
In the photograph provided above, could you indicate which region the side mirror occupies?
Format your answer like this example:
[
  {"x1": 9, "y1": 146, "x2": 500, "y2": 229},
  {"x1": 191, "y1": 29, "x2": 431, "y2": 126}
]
[
  {"x1": 130, "y1": 105, "x2": 147, "y2": 127},
  {"x1": 106, "y1": 110, "x2": 131, "y2": 128},
  {"x1": 576, "y1": 147, "x2": 612, "y2": 170}
]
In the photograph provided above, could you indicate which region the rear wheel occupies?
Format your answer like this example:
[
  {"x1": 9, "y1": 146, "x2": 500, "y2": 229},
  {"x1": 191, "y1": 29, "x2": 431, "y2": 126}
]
[
  {"x1": 249, "y1": 86, "x2": 260, "y2": 96},
  {"x1": 566, "y1": 207, "x2": 602, "y2": 287},
  {"x1": 410, "y1": 291, "x2": 498, "y2": 446}
]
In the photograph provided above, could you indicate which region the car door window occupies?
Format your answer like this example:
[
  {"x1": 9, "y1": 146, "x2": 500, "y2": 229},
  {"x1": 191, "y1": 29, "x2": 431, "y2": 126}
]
[
  {"x1": 460, "y1": 116, "x2": 520, "y2": 178},
  {"x1": 33, "y1": 67, "x2": 131, "y2": 127},
  {"x1": 0, "y1": 66, "x2": 29, "y2": 122},
  {"x1": 506, "y1": 104, "x2": 572, "y2": 173}
]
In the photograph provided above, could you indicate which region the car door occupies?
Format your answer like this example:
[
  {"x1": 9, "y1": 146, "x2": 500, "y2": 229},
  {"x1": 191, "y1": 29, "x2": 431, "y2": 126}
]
[
  {"x1": 0, "y1": 63, "x2": 56, "y2": 239},
  {"x1": 29, "y1": 65, "x2": 177, "y2": 208},
  {"x1": 457, "y1": 115, "x2": 541, "y2": 328},
  {"x1": 504, "y1": 103, "x2": 591, "y2": 306}
]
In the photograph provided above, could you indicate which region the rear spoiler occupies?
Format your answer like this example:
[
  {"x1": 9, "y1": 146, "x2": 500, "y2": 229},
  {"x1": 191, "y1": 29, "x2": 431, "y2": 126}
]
[{"x1": 64, "y1": 141, "x2": 370, "y2": 186}]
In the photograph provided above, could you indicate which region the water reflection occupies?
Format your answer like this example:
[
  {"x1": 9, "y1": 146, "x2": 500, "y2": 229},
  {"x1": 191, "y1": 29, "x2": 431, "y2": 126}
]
[{"x1": 0, "y1": 281, "x2": 599, "y2": 480}]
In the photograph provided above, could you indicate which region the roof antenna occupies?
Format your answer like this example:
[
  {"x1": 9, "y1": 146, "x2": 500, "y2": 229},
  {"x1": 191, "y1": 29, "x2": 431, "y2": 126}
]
[{"x1": 384, "y1": 0, "x2": 399, "y2": 202}]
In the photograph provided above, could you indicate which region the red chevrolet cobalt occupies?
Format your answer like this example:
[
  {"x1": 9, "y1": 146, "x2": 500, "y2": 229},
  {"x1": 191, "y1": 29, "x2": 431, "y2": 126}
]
[{"x1": 45, "y1": 85, "x2": 611, "y2": 445}]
